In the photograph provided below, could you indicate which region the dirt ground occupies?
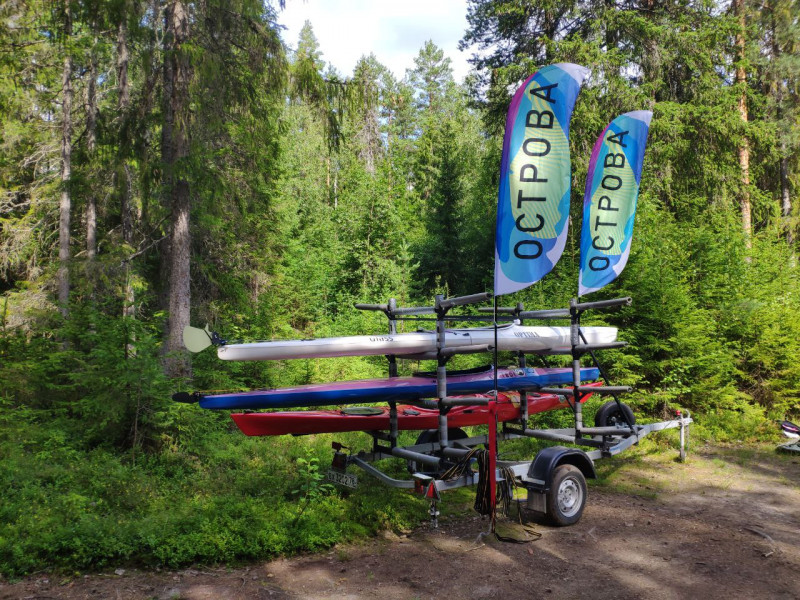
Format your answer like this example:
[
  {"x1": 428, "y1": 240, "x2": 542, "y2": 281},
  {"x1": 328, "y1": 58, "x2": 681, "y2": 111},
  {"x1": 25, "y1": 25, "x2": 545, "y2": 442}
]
[{"x1": 3, "y1": 443, "x2": 800, "y2": 600}]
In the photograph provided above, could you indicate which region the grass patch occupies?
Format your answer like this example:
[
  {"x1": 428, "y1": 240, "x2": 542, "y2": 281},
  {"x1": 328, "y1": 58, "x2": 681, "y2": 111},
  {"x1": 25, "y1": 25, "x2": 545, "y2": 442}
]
[
  {"x1": 0, "y1": 415, "x2": 427, "y2": 578},
  {"x1": 591, "y1": 437, "x2": 688, "y2": 498}
]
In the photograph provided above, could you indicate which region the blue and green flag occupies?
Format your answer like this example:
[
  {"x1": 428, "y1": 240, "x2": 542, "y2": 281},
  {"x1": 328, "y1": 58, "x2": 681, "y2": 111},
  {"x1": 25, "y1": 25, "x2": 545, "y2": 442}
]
[
  {"x1": 494, "y1": 63, "x2": 589, "y2": 296},
  {"x1": 578, "y1": 110, "x2": 652, "y2": 296}
]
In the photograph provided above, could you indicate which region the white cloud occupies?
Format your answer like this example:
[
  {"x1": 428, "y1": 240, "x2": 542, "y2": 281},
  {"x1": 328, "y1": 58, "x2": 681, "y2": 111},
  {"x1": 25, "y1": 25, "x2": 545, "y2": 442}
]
[{"x1": 278, "y1": 0, "x2": 471, "y2": 82}]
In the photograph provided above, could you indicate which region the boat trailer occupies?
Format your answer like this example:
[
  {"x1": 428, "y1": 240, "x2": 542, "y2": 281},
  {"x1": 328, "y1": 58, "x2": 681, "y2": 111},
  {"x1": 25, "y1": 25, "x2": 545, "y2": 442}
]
[{"x1": 329, "y1": 292, "x2": 692, "y2": 528}]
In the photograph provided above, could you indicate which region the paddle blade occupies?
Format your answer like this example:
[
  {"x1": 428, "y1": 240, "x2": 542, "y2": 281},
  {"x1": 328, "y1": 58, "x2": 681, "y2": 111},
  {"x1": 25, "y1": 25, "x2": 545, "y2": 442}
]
[{"x1": 183, "y1": 325, "x2": 213, "y2": 353}]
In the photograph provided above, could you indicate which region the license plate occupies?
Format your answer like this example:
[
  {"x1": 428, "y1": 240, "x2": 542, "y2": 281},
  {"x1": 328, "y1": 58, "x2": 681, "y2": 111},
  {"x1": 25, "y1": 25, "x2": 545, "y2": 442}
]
[{"x1": 326, "y1": 469, "x2": 358, "y2": 488}]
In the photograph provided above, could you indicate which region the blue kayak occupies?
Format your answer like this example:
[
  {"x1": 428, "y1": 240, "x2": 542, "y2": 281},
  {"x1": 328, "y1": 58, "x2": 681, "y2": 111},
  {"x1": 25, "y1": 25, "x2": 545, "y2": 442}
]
[{"x1": 196, "y1": 365, "x2": 599, "y2": 410}]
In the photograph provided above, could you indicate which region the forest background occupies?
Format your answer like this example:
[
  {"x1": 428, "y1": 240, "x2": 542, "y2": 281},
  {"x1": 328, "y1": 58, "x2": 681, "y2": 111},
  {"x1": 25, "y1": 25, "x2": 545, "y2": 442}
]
[{"x1": 1, "y1": 0, "x2": 799, "y2": 577}]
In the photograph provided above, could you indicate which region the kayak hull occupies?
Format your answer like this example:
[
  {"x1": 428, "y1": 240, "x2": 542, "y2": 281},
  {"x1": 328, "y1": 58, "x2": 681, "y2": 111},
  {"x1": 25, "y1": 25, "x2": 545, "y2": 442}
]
[
  {"x1": 231, "y1": 386, "x2": 600, "y2": 436},
  {"x1": 216, "y1": 325, "x2": 617, "y2": 361},
  {"x1": 198, "y1": 365, "x2": 600, "y2": 410}
]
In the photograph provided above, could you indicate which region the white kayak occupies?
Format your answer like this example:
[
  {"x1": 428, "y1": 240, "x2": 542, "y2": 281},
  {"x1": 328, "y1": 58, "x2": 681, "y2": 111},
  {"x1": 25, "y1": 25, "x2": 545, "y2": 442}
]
[{"x1": 211, "y1": 324, "x2": 617, "y2": 362}]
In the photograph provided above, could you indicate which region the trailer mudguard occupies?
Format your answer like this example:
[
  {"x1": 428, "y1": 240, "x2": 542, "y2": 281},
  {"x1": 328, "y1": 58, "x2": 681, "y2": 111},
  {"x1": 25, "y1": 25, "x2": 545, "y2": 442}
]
[{"x1": 526, "y1": 446, "x2": 596, "y2": 491}]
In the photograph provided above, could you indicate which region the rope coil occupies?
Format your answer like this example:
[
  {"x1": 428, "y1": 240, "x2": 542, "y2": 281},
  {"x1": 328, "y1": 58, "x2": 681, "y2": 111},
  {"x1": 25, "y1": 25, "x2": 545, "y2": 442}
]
[{"x1": 442, "y1": 447, "x2": 541, "y2": 544}]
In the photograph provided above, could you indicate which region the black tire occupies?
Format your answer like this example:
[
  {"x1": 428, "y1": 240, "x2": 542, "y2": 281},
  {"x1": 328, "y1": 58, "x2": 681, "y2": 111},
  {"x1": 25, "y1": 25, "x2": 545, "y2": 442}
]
[
  {"x1": 594, "y1": 400, "x2": 636, "y2": 428},
  {"x1": 407, "y1": 428, "x2": 468, "y2": 474},
  {"x1": 413, "y1": 427, "x2": 468, "y2": 446},
  {"x1": 546, "y1": 464, "x2": 587, "y2": 526}
]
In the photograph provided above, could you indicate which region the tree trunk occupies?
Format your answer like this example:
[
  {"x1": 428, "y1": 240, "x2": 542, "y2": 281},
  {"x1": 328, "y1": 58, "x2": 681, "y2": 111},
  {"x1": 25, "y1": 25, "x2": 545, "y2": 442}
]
[
  {"x1": 86, "y1": 37, "x2": 97, "y2": 264},
  {"x1": 734, "y1": 0, "x2": 752, "y2": 248},
  {"x1": 163, "y1": 0, "x2": 192, "y2": 377},
  {"x1": 58, "y1": 3, "x2": 73, "y2": 318},
  {"x1": 542, "y1": 9, "x2": 555, "y2": 62},
  {"x1": 604, "y1": 0, "x2": 618, "y2": 53},
  {"x1": 117, "y1": 15, "x2": 136, "y2": 322},
  {"x1": 117, "y1": 17, "x2": 130, "y2": 111},
  {"x1": 780, "y1": 151, "x2": 791, "y2": 236}
]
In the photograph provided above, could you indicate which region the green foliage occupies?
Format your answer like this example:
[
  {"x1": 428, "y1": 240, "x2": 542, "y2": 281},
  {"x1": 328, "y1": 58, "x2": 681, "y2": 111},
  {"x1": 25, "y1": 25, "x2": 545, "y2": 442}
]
[
  {"x1": 0, "y1": 418, "x2": 424, "y2": 578},
  {"x1": 690, "y1": 402, "x2": 778, "y2": 444},
  {"x1": 0, "y1": 305, "x2": 174, "y2": 451},
  {"x1": 291, "y1": 451, "x2": 334, "y2": 521}
]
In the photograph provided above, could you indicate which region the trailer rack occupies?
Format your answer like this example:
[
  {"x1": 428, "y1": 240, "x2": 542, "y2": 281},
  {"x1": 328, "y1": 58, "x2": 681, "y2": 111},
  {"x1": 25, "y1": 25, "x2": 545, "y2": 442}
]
[{"x1": 332, "y1": 293, "x2": 692, "y2": 528}]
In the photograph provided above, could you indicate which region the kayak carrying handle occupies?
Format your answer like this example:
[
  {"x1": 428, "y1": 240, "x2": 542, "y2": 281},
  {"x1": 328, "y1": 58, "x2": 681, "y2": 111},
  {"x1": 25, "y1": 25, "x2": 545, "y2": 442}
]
[{"x1": 438, "y1": 292, "x2": 491, "y2": 311}]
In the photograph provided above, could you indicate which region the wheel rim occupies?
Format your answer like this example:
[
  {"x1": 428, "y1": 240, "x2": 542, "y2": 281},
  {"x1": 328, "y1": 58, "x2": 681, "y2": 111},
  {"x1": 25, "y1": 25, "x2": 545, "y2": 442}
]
[{"x1": 556, "y1": 476, "x2": 583, "y2": 518}]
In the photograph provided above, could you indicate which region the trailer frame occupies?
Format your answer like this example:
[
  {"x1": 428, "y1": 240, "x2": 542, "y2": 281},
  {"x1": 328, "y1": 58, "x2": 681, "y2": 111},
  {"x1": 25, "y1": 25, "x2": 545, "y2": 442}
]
[{"x1": 333, "y1": 293, "x2": 693, "y2": 527}]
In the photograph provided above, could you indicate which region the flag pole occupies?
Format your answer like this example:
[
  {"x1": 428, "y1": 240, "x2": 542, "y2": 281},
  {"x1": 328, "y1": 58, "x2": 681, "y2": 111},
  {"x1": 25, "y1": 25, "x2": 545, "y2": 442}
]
[{"x1": 490, "y1": 293, "x2": 498, "y2": 513}]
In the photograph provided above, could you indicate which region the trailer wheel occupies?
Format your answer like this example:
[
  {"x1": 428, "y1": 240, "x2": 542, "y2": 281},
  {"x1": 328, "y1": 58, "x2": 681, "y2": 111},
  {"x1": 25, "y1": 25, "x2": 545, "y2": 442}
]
[
  {"x1": 546, "y1": 464, "x2": 587, "y2": 526},
  {"x1": 407, "y1": 428, "x2": 467, "y2": 474},
  {"x1": 594, "y1": 401, "x2": 636, "y2": 428}
]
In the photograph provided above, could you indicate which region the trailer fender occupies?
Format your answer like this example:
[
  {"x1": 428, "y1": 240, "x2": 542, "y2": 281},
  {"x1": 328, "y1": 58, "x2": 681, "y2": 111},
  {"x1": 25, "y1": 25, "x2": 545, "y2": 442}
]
[{"x1": 526, "y1": 446, "x2": 596, "y2": 492}]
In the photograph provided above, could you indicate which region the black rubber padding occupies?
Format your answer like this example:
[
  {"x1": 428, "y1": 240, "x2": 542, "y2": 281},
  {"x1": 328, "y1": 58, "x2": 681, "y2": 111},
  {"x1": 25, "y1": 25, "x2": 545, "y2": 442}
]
[{"x1": 172, "y1": 392, "x2": 198, "y2": 404}]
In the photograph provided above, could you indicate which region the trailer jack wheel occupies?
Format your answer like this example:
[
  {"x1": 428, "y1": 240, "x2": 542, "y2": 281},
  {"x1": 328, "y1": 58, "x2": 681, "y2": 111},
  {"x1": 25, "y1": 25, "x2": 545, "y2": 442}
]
[
  {"x1": 594, "y1": 401, "x2": 636, "y2": 428},
  {"x1": 546, "y1": 465, "x2": 587, "y2": 526}
]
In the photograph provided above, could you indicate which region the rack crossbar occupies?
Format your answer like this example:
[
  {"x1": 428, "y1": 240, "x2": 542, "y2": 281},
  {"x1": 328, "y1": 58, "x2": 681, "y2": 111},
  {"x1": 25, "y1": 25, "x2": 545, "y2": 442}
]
[
  {"x1": 538, "y1": 385, "x2": 632, "y2": 395},
  {"x1": 573, "y1": 342, "x2": 628, "y2": 353},
  {"x1": 573, "y1": 297, "x2": 632, "y2": 311},
  {"x1": 440, "y1": 396, "x2": 492, "y2": 407}
]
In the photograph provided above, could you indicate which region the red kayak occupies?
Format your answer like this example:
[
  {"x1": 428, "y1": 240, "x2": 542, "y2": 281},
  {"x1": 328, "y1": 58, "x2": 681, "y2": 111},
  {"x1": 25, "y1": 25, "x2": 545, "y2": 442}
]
[{"x1": 230, "y1": 384, "x2": 600, "y2": 436}]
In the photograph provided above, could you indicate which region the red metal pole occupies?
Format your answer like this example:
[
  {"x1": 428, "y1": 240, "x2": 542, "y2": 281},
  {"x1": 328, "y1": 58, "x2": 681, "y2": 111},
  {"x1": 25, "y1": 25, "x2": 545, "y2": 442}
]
[{"x1": 488, "y1": 398, "x2": 497, "y2": 511}]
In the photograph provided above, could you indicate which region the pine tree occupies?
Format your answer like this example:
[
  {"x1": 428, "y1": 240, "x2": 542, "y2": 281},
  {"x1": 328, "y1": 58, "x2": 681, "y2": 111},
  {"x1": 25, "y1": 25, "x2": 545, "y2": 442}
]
[
  {"x1": 352, "y1": 55, "x2": 386, "y2": 175},
  {"x1": 161, "y1": 0, "x2": 192, "y2": 377},
  {"x1": 407, "y1": 40, "x2": 456, "y2": 115},
  {"x1": 57, "y1": 0, "x2": 74, "y2": 318},
  {"x1": 733, "y1": 0, "x2": 753, "y2": 247},
  {"x1": 405, "y1": 41, "x2": 487, "y2": 295}
]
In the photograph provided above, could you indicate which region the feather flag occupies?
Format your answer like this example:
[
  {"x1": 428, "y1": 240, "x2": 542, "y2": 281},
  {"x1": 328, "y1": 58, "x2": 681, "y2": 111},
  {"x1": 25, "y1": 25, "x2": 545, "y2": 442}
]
[
  {"x1": 578, "y1": 110, "x2": 652, "y2": 296},
  {"x1": 494, "y1": 63, "x2": 589, "y2": 296}
]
